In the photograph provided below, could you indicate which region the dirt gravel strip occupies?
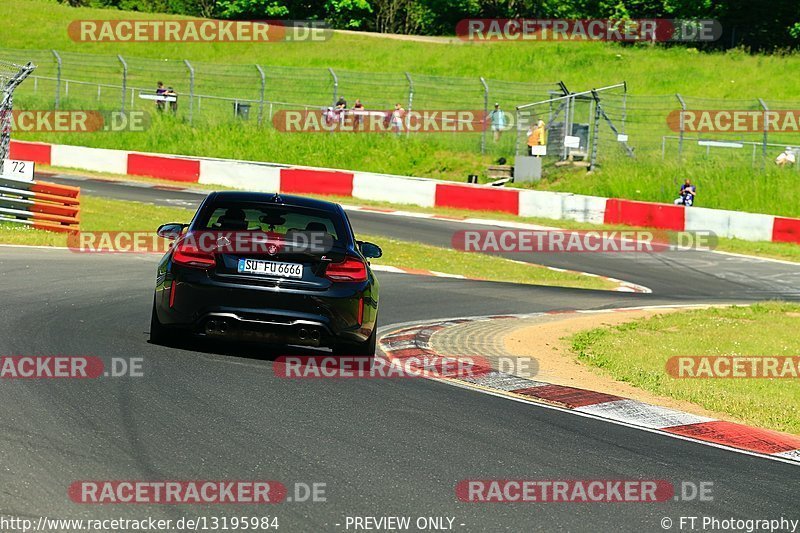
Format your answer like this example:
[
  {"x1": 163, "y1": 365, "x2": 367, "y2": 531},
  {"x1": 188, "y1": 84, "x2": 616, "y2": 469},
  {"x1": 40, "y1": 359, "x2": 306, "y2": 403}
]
[{"x1": 378, "y1": 307, "x2": 800, "y2": 465}]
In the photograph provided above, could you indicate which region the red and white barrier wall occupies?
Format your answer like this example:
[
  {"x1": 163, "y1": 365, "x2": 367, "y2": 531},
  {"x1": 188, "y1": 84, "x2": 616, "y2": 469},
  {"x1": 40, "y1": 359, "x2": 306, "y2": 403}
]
[{"x1": 10, "y1": 140, "x2": 800, "y2": 245}]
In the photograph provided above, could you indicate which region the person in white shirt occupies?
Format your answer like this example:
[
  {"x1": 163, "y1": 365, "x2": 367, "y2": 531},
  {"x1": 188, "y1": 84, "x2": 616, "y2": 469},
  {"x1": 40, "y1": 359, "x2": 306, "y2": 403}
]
[
  {"x1": 391, "y1": 103, "x2": 405, "y2": 135},
  {"x1": 776, "y1": 147, "x2": 796, "y2": 167}
]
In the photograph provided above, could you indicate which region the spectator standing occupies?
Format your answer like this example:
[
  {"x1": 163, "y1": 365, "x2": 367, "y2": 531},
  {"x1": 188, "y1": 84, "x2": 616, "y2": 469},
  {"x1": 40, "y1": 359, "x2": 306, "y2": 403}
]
[
  {"x1": 335, "y1": 96, "x2": 347, "y2": 125},
  {"x1": 488, "y1": 103, "x2": 507, "y2": 142},
  {"x1": 165, "y1": 86, "x2": 178, "y2": 114},
  {"x1": 391, "y1": 103, "x2": 405, "y2": 135},
  {"x1": 155, "y1": 81, "x2": 166, "y2": 113},
  {"x1": 352, "y1": 99, "x2": 365, "y2": 130},
  {"x1": 527, "y1": 119, "x2": 546, "y2": 155}
]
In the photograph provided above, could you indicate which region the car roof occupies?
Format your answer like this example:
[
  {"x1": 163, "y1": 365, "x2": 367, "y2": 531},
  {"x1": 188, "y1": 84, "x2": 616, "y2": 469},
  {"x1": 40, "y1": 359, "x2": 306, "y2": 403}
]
[{"x1": 206, "y1": 191, "x2": 341, "y2": 212}]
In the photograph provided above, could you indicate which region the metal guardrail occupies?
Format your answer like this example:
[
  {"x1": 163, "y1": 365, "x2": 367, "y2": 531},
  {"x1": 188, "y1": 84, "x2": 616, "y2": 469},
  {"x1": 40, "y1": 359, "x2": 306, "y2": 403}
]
[
  {"x1": 660, "y1": 135, "x2": 800, "y2": 170},
  {"x1": 0, "y1": 175, "x2": 81, "y2": 232}
]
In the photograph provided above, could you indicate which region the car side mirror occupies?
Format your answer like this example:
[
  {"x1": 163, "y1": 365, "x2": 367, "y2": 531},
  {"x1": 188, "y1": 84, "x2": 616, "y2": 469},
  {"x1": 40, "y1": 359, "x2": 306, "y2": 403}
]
[
  {"x1": 359, "y1": 241, "x2": 382, "y2": 259},
  {"x1": 156, "y1": 223, "x2": 187, "y2": 240}
]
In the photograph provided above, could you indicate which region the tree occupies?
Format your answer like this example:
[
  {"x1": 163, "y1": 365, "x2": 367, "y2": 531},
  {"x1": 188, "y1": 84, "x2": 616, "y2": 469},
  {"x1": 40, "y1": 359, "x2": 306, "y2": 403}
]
[
  {"x1": 326, "y1": 0, "x2": 373, "y2": 29},
  {"x1": 215, "y1": 0, "x2": 290, "y2": 19}
]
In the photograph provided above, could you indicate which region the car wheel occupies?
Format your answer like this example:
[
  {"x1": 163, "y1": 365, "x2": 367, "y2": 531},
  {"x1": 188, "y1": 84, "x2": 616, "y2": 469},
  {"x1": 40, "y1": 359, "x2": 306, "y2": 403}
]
[
  {"x1": 149, "y1": 299, "x2": 169, "y2": 345},
  {"x1": 333, "y1": 327, "x2": 377, "y2": 357}
]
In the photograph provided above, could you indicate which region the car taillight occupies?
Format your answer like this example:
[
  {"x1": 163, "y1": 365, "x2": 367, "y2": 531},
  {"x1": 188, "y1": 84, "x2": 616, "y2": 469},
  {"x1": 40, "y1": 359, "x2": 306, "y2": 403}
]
[
  {"x1": 325, "y1": 256, "x2": 367, "y2": 282},
  {"x1": 172, "y1": 239, "x2": 215, "y2": 269},
  {"x1": 169, "y1": 280, "x2": 177, "y2": 308}
]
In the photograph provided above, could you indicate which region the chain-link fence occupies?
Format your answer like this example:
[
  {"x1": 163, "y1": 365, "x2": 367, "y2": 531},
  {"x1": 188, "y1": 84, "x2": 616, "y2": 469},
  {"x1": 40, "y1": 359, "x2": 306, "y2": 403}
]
[
  {"x1": 515, "y1": 85, "x2": 800, "y2": 172},
  {"x1": 4, "y1": 46, "x2": 799, "y2": 172},
  {"x1": 0, "y1": 47, "x2": 558, "y2": 158},
  {"x1": 514, "y1": 83, "x2": 631, "y2": 171}
]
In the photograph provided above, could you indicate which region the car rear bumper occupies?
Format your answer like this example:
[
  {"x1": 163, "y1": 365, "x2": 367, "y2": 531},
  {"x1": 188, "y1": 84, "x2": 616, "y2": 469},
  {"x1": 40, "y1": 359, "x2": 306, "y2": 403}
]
[
  {"x1": 155, "y1": 268, "x2": 377, "y2": 347},
  {"x1": 198, "y1": 312, "x2": 332, "y2": 347}
]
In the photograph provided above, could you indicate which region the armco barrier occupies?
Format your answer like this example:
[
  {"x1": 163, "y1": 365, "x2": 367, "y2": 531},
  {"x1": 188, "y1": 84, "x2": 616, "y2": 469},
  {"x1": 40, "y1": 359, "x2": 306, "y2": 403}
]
[
  {"x1": 198, "y1": 160, "x2": 282, "y2": 192},
  {"x1": 0, "y1": 175, "x2": 80, "y2": 233},
  {"x1": 518, "y1": 189, "x2": 567, "y2": 220},
  {"x1": 562, "y1": 194, "x2": 607, "y2": 224},
  {"x1": 8, "y1": 141, "x2": 51, "y2": 166},
  {"x1": 685, "y1": 207, "x2": 774, "y2": 242},
  {"x1": 280, "y1": 168, "x2": 354, "y2": 196},
  {"x1": 10, "y1": 140, "x2": 800, "y2": 245},
  {"x1": 604, "y1": 199, "x2": 685, "y2": 231},
  {"x1": 352, "y1": 172, "x2": 437, "y2": 208},
  {"x1": 52, "y1": 144, "x2": 129, "y2": 175},
  {"x1": 435, "y1": 183, "x2": 519, "y2": 214},
  {"x1": 128, "y1": 153, "x2": 200, "y2": 182},
  {"x1": 773, "y1": 217, "x2": 800, "y2": 244}
]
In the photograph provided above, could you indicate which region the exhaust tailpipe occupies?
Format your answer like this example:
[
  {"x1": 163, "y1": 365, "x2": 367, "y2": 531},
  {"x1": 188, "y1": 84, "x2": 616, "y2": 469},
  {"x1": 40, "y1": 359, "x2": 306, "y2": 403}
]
[{"x1": 206, "y1": 319, "x2": 229, "y2": 335}]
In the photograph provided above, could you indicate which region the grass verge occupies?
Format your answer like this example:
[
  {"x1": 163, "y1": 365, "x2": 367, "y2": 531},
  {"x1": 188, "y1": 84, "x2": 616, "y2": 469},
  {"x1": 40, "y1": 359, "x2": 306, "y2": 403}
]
[
  {"x1": 568, "y1": 303, "x2": 800, "y2": 434},
  {"x1": 0, "y1": 196, "x2": 616, "y2": 291},
  {"x1": 360, "y1": 234, "x2": 614, "y2": 290},
  {"x1": 5, "y1": 0, "x2": 800, "y2": 216}
]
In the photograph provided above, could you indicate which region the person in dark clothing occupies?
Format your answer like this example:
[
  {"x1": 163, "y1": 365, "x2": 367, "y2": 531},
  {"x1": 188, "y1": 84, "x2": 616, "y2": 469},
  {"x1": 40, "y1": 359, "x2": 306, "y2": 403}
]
[{"x1": 674, "y1": 179, "x2": 697, "y2": 206}]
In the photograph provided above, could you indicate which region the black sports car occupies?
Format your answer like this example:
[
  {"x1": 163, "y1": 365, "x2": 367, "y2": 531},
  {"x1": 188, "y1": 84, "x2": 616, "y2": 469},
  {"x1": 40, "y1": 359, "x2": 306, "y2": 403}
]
[{"x1": 150, "y1": 191, "x2": 381, "y2": 355}]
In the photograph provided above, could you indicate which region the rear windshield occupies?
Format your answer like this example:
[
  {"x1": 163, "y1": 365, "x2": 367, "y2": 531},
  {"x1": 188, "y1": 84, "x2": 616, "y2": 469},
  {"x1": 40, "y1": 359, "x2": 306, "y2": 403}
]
[{"x1": 194, "y1": 201, "x2": 346, "y2": 244}]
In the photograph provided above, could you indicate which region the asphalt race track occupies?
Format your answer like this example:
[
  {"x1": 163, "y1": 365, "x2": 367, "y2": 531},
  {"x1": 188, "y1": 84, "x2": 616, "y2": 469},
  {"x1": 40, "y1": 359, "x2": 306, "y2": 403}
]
[
  {"x1": 0, "y1": 173, "x2": 797, "y2": 532},
  {"x1": 41, "y1": 173, "x2": 800, "y2": 300}
]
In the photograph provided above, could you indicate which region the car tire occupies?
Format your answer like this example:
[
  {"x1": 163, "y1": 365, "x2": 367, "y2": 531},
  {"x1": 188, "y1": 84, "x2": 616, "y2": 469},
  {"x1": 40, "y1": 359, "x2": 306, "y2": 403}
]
[
  {"x1": 149, "y1": 299, "x2": 169, "y2": 345},
  {"x1": 333, "y1": 327, "x2": 377, "y2": 357}
]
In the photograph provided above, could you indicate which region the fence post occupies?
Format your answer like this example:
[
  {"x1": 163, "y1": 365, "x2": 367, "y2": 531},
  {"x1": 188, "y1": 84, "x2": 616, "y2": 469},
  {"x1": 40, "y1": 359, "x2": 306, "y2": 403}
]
[
  {"x1": 404, "y1": 72, "x2": 414, "y2": 138},
  {"x1": 675, "y1": 93, "x2": 686, "y2": 161},
  {"x1": 758, "y1": 98, "x2": 768, "y2": 169},
  {"x1": 479, "y1": 77, "x2": 489, "y2": 155},
  {"x1": 589, "y1": 90, "x2": 601, "y2": 171},
  {"x1": 621, "y1": 81, "x2": 627, "y2": 135},
  {"x1": 562, "y1": 95, "x2": 573, "y2": 160},
  {"x1": 184, "y1": 59, "x2": 195, "y2": 124},
  {"x1": 117, "y1": 54, "x2": 128, "y2": 113},
  {"x1": 256, "y1": 65, "x2": 266, "y2": 126},
  {"x1": 51, "y1": 50, "x2": 61, "y2": 110},
  {"x1": 328, "y1": 68, "x2": 338, "y2": 106}
]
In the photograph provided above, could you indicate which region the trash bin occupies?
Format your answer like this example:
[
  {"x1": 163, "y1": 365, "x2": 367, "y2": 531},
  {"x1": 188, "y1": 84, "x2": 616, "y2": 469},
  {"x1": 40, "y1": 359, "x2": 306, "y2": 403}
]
[{"x1": 233, "y1": 102, "x2": 251, "y2": 120}]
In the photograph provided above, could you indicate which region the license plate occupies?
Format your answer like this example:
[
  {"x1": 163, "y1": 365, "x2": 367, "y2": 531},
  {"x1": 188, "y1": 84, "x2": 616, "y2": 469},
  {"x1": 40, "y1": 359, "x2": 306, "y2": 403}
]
[{"x1": 238, "y1": 258, "x2": 303, "y2": 279}]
